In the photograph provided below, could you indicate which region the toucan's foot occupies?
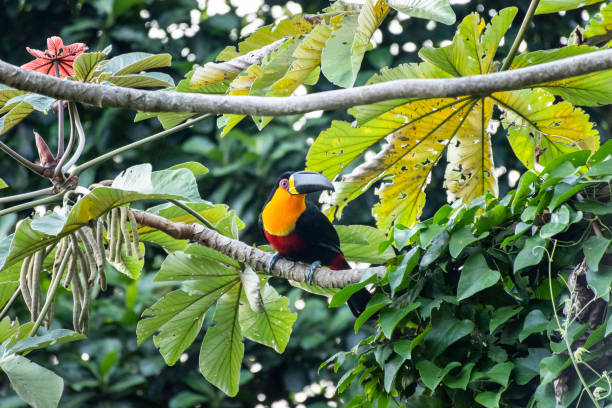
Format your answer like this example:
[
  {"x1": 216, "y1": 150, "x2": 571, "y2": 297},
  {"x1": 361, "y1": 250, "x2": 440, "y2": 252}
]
[
  {"x1": 267, "y1": 252, "x2": 282, "y2": 273},
  {"x1": 307, "y1": 261, "x2": 322, "y2": 284}
]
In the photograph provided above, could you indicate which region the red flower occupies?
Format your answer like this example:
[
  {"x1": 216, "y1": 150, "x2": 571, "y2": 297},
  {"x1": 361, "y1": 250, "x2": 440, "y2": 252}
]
[{"x1": 21, "y1": 36, "x2": 88, "y2": 78}]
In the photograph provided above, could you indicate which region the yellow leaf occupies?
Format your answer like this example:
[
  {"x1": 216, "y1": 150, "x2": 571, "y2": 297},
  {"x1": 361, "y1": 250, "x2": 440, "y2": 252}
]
[{"x1": 444, "y1": 98, "x2": 498, "y2": 203}]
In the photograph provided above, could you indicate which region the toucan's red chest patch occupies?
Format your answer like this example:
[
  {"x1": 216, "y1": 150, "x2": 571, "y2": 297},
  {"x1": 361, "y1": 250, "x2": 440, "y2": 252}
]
[{"x1": 264, "y1": 230, "x2": 307, "y2": 255}]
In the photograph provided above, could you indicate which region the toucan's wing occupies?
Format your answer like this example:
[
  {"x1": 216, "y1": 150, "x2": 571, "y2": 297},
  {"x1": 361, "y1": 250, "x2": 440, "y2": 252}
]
[{"x1": 295, "y1": 201, "x2": 342, "y2": 255}]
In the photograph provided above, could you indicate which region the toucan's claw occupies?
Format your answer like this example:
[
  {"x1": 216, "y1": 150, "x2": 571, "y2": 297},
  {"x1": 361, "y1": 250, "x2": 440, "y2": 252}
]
[
  {"x1": 267, "y1": 252, "x2": 282, "y2": 273},
  {"x1": 307, "y1": 261, "x2": 321, "y2": 285}
]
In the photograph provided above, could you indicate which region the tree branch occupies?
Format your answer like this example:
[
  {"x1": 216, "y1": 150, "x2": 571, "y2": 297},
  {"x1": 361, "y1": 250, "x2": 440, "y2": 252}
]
[
  {"x1": 131, "y1": 209, "x2": 386, "y2": 288},
  {"x1": 2, "y1": 50, "x2": 612, "y2": 116}
]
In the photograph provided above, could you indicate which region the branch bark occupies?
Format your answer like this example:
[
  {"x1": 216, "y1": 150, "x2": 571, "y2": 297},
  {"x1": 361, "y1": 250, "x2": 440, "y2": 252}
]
[
  {"x1": 131, "y1": 209, "x2": 386, "y2": 288},
  {"x1": 2, "y1": 49, "x2": 612, "y2": 116}
]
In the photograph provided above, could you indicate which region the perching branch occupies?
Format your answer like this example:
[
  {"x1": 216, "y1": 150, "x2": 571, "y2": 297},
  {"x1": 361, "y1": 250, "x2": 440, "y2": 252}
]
[
  {"x1": 2, "y1": 50, "x2": 612, "y2": 116},
  {"x1": 131, "y1": 209, "x2": 386, "y2": 288}
]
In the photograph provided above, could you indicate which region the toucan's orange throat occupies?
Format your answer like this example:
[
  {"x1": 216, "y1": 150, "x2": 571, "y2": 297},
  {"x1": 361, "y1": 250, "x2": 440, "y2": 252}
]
[{"x1": 262, "y1": 188, "x2": 306, "y2": 236}]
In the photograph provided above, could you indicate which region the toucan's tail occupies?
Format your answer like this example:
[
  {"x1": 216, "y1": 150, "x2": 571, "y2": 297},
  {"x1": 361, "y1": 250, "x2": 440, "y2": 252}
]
[
  {"x1": 347, "y1": 288, "x2": 372, "y2": 317},
  {"x1": 331, "y1": 255, "x2": 372, "y2": 318}
]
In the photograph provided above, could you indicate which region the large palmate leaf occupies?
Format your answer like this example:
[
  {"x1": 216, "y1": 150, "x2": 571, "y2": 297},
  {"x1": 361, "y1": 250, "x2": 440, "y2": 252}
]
[
  {"x1": 582, "y1": 2, "x2": 612, "y2": 45},
  {"x1": 238, "y1": 283, "x2": 297, "y2": 353},
  {"x1": 494, "y1": 88, "x2": 599, "y2": 169},
  {"x1": 136, "y1": 249, "x2": 240, "y2": 365},
  {"x1": 322, "y1": 0, "x2": 390, "y2": 88},
  {"x1": 0, "y1": 164, "x2": 202, "y2": 272},
  {"x1": 309, "y1": 7, "x2": 599, "y2": 230},
  {"x1": 387, "y1": 0, "x2": 455, "y2": 25},
  {"x1": 199, "y1": 285, "x2": 244, "y2": 397},
  {"x1": 512, "y1": 46, "x2": 612, "y2": 106},
  {"x1": 444, "y1": 98, "x2": 498, "y2": 203},
  {"x1": 535, "y1": 0, "x2": 604, "y2": 14}
]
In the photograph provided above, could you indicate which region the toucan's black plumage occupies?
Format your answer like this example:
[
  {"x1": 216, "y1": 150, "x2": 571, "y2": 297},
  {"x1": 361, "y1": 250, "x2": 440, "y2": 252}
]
[{"x1": 259, "y1": 171, "x2": 371, "y2": 317}]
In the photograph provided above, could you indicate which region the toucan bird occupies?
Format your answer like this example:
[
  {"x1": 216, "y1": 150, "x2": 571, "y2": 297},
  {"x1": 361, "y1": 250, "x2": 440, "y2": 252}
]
[{"x1": 259, "y1": 171, "x2": 371, "y2": 317}]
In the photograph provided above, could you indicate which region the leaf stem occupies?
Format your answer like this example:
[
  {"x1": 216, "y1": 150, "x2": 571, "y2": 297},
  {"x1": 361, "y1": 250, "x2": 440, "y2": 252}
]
[
  {"x1": 69, "y1": 114, "x2": 212, "y2": 177},
  {"x1": 167, "y1": 199, "x2": 216, "y2": 230},
  {"x1": 0, "y1": 194, "x2": 62, "y2": 217},
  {"x1": 0, "y1": 187, "x2": 54, "y2": 204},
  {"x1": 0, "y1": 140, "x2": 45, "y2": 176},
  {"x1": 61, "y1": 102, "x2": 86, "y2": 172},
  {"x1": 500, "y1": 0, "x2": 541, "y2": 71},
  {"x1": 54, "y1": 102, "x2": 75, "y2": 178},
  {"x1": 56, "y1": 102, "x2": 65, "y2": 160}
]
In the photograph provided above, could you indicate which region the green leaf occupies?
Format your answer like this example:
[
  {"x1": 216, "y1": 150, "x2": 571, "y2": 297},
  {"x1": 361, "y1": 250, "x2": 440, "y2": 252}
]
[
  {"x1": 586, "y1": 264, "x2": 612, "y2": 297},
  {"x1": 169, "y1": 162, "x2": 209, "y2": 177},
  {"x1": 456, "y1": 253, "x2": 501, "y2": 301},
  {"x1": 472, "y1": 362, "x2": 514, "y2": 387},
  {"x1": 490, "y1": 306, "x2": 522, "y2": 334},
  {"x1": 424, "y1": 309, "x2": 475, "y2": 358},
  {"x1": 511, "y1": 171, "x2": 539, "y2": 213},
  {"x1": 416, "y1": 360, "x2": 461, "y2": 391},
  {"x1": 497, "y1": 88, "x2": 599, "y2": 170},
  {"x1": 539, "y1": 205, "x2": 571, "y2": 238},
  {"x1": 7, "y1": 329, "x2": 85, "y2": 354},
  {"x1": 387, "y1": 0, "x2": 455, "y2": 24},
  {"x1": 329, "y1": 270, "x2": 378, "y2": 308},
  {"x1": 336, "y1": 225, "x2": 395, "y2": 263},
  {"x1": 105, "y1": 72, "x2": 175, "y2": 88},
  {"x1": 512, "y1": 46, "x2": 612, "y2": 106},
  {"x1": 388, "y1": 247, "x2": 420, "y2": 296},
  {"x1": 475, "y1": 389, "x2": 503, "y2": 408},
  {"x1": 383, "y1": 354, "x2": 405, "y2": 393},
  {"x1": 137, "y1": 249, "x2": 239, "y2": 364},
  {"x1": 379, "y1": 302, "x2": 420, "y2": 338},
  {"x1": 443, "y1": 362, "x2": 475, "y2": 390},
  {"x1": 239, "y1": 266, "x2": 263, "y2": 313},
  {"x1": 585, "y1": 158, "x2": 612, "y2": 177},
  {"x1": 0, "y1": 101, "x2": 34, "y2": 135},
  {"x1": 239, "y1": 283, "x2": 297, "y2": 353},
  {"x1": 605, "y1": 312, "x2": 612, "y2": 337},
  {"x1": 514, "y1": 236, "x2": 546, "y2": 273},
  {"x1": 73, "y1": 52, "x2": 107, "y2": 82},
  {"x1": 449, "y1": 228, "x2": 475, "y2": 258},
  {"x1": 354, "y1": 293, "x2": 391, "y2": 333},
  {"x1": 535, "y1": 0, "x2": 604, "y2": 14},
  {"x1": 539, "y1": 354, "x2": 570, "y2": 384},
  {"x1": 0, "y1": 178, "x2": 7, "y2": 190},
  {"x1": 0, "y1": 353, "x2": 63, "y2": 408},
  {"x1": 199, "y1": 285, "x2": 244, "y2": 397},
  {"x1": 105, "y1": 52, "x2": 171, "y2": 75},
  {"x1": 583, "y1": 235, "x2": 610, "y2": 272},
  {"x1": 514, "y1": 348, "x2": 550, "y2": 385},
  {"x1": 519, "y1": 309, "x2": 549, "y2": 342},
  {"x1": 0, "y1": 164, "x2": 202, "y2": 271}
]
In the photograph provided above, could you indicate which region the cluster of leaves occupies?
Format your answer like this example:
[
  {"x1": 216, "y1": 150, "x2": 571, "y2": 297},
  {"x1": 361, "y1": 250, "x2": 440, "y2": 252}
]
[
  {"x1": 0, "y1": 48, "x2": 173, "y2": 136},
  {"x1": 324, "y1": 143, "x2": 612, "y2": 407}
]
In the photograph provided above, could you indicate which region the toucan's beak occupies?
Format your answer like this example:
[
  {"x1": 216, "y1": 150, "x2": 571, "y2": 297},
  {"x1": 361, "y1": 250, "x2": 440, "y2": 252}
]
[{"x1": 288, "y1": 171, "x2": 335, "y2": 195}]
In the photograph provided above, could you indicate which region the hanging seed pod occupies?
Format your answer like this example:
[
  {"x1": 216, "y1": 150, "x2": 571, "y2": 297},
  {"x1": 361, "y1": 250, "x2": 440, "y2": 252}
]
[
  {"x1": 108, "y1": 209, "x2": 118, "y2": 262},
  {"x1": 44, "y1": 246, "x2": 72, "y2": 329},
  {"x1": 119, "y1": 207, "x2": 133, "y2": 257},
  {"x1": 19, "y1": 256, "x2": 33, "y2": 315},
  {"x1": 127, "y1": 208, "x2": 143, "y2": 260},
  {"x1": 96, "y1": 218, "x2": 106, "y2": 265},
  {"x1": 52, "y1": 237, "x2": 68, "y2": 278},
  {"x1": 63, "y1": 248, "x2": 77, "y2": 289},
  {"x1": 71, "y1": 270, "x2": 83, "y2": 333},
  {"x1": 78, "y1": 272, "x2": 90, "y2": 332},
  {"x1": 30, "y1": 250, "x2": 45, "y2": 320},
  {"x1": 72, "y1": 233, "x2": 91, "y2": 284},
  {"x1": 81, "y1": 225, "x2": 104, "y2": 283},
  {"x1": 112, "y1": 208, "x2": 123, "y2": 263}
]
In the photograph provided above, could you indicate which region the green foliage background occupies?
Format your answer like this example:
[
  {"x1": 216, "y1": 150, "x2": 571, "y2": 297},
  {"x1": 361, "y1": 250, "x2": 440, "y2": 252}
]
[{"x1": 0, "y1": 0, "x2": 611, "y2": 406}]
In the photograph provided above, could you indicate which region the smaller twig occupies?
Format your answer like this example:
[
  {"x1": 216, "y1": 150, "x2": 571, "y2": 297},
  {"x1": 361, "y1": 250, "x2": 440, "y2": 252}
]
[
  {"x1": 500, "y1": 0, "x2": 541, "y2": 71},
  {"x1": 56, "y1": 100, "x2": 65, "y2": 160},
  {"x1": 0, "y1": 187, "x2": 54, "y2": 204},
  {"x1": 19, "y1": 256, "x2": 32, "y2": 315},
  {"x1": 0, "y1": 140, "x2": 45, "y2": 176},
  {"x1": 0, "y1": 194, "x2": 62, "y2": 217}
]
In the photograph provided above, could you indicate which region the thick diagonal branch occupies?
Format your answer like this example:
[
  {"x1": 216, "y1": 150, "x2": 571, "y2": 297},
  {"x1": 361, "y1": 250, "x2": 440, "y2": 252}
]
[
  {"x1": 2, "y1": 49, "x2": 612, "y2": 116},
  {"x1": 131, "y1": 209, "x2": 386, "y2": 288}
]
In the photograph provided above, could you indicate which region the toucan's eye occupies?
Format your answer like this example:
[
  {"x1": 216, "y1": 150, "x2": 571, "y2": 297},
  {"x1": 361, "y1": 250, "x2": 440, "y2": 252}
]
[{"x1": 279, "y1": 179, "x2": 289, "y2": 189}]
